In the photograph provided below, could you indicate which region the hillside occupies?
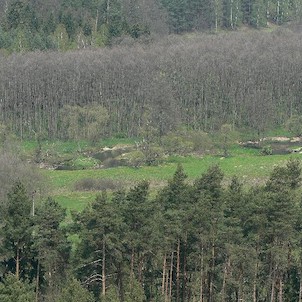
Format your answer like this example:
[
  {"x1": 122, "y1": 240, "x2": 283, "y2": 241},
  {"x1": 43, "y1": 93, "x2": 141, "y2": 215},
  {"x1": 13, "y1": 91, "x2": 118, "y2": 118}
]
[{"x1": 0, "y1": 0, "x2": 301, "y2": 52}]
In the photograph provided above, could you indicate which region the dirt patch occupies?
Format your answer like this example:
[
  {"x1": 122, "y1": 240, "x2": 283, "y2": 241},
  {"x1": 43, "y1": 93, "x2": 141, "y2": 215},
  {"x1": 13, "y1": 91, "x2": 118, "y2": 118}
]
[{"x1": 241, "y1": 136, "x2": 302, "y2": 155}]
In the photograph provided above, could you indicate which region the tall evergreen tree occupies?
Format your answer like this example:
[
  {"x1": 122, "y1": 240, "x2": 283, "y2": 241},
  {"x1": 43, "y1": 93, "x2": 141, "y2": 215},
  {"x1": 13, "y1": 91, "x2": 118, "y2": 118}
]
[
  {"x1": 33, "y1": 198, "x2": 71, "y2": 298},
  {"x1": 0, "y1": 181, "x2": 33, "y2": 280}
]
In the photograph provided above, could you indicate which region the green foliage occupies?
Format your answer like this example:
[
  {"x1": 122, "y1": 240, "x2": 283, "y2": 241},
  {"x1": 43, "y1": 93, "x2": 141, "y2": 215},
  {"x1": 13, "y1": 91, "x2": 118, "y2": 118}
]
[
  {"x1": 0, "y1": 0, "x2": 299, "y2": 54},
  {"x1": 0, "y1": 274, "x2": 35, "y2": 302},
  {"x1": 161, "y1": 131, "x2": 213, "y2": 155},
  {"x1": 33, "y1": 198, "x2": 71, "y2": 288},
  {"x1": 56, "y1": 278, "x2": 94, "y2": 302},
  {"x1": 265, "y1": 158, "x2": 301, "y2": 191},
  {"x1": 286, "y1": 115, "x2": 302, "y2": 136},
  {"x1": 0, "y1": 181, "x2": 33, "y2": 278},
  {"x1": 100, "y1": 285, "x2": 120, "y2": 301},
  {"x1": 70, "y1": 156, "x2": 100, "y2": 169},
  {"x1": 161, "y1": 133, "x2": 194, "y2": 155},
  {"x1": 214, "y1": 124, "x2": 239, "y2": 157},
  {"x1": 59, "y1": 104, "x2": 109, "y2": 143},
  {"x1": 1, "y1": 156, "x2": 302, "y2": 300},
  {"x1": 260, "y1": 144, "x2": 273, "y2": 155},
  {"x1": 131, "y1": 140, "x2": 164, "y2": 166},
  {"x1": 124, "y1": 277, "x2": 146, "y2": 302},
  {"x1": 122, "y1": 150, "x2": 145, "y2": 168}
]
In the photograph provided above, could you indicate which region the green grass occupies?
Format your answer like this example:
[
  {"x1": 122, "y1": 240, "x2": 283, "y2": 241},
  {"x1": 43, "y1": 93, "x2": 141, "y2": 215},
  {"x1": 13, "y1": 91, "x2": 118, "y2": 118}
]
[
  {"x1": 20, "y1": 137, "x2": 298, "y2": 211},
  {"x1": 54, "y1": 192, "x2": 96, "y2": 211},
  {"x1": 41, "y1": 145, "x2": 301, "y2": 211}
]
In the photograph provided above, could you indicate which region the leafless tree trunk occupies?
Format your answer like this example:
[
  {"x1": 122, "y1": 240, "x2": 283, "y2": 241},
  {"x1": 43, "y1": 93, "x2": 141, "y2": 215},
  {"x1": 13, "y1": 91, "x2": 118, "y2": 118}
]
[{"x1": 102, "y1": 238, "x2": 106, "y2": 297}]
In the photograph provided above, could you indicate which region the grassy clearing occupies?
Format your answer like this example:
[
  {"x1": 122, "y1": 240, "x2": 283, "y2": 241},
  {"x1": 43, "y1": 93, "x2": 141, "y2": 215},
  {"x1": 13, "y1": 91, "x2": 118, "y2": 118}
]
[
  {"x1": 22, "y1": 138, "x2": 301, "y2": 211},
  {"x1": 41, "y1": 145, "x2": 301, "y2": 211}
]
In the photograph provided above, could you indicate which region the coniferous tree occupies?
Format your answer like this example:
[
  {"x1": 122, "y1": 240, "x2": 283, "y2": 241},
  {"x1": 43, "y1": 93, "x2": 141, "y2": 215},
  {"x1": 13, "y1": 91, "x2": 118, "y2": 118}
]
[
  {"x1": 33, "y1": 198, "x2": 71, "y2": 299},
  {"x1": 0, "y1": 181, "x2": 33, "y2": 280},
  {"x1": 74, "y1": 192, "x2": 123, "y2": 299},
  {"x1": 0, "y1": 273, "x2": 35, "y2": 302}
]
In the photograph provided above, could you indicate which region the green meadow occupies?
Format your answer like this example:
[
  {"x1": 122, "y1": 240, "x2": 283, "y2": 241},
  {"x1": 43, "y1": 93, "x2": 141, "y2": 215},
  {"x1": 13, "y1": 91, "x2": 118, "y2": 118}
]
[{"x1": 36, "y1": 143, "x2": 301, "y2": 212}]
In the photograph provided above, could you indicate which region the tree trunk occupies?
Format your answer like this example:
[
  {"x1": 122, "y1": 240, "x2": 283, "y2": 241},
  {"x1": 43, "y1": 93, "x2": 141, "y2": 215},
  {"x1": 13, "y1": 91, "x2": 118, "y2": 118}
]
[
  {"x1": 106, "y1": 0, "x2": 110, "y2": 24},
  {"x1": 162, "y1": 254, "x2": 167, "y2": 296},
  {"x1": 117, "y1": 262, "x2": 124, "y2": 302},
  {"x1": 221, "y1": 257, "x2": 230, "y2": 302},
  {"x1": 35, "y1": 259, "x2": 40, "y2": 302},
  {"x1": 138, "y1": 254, "x2": 144, "y2": 284},
  {"x1": 169, "y1": 251, "x2": 174, "y2": 301},
  {"x1": 16, "y1": 247, "x2": 20, "y2": 280},
  {"x1": 131, "y1": 248, "x2": 135, "y2": 281},
  {"x1": 209, "y1": 238, "x2": 215, "y2": 302},
  {"x1": 271, "y1": 266, "x2": 276, "y2": 302},
  {"x1": 299, "y1": 275, "x2": 302, "y2": 301},
  {"x1": 183, "y1": 233, "x2": 188, "y2": 302},
  {"x1": 278, "y1": 277, "x2": 283, "y2": 302},
  {"x1": 176, "y1": 239, "x2": 180, "y2": 302},
  {"x1": 253, "y1": 258, "x2": 259, "y2": 302},
  {"x1": 102, "y1": 238, "x2": 106, "y2": 297},
  {"x1": 199, "y1": 246, "x2": 204, "y2": 302},
  {"x1": 165, "y1": 269, "x2": 169, "y2": 302},
  {"x1": 238, "y1": 268, "x2": 243, "y2": 302}
]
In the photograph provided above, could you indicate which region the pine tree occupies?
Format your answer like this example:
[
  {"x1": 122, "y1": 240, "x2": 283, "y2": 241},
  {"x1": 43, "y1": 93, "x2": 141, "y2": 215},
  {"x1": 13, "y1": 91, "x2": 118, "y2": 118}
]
[
  {"x1": 0, "y1": 273, "x2": 35, "y2": 302},
  {"x1": 74, "y1": 192, "x2": 123, "y2": 298},
  {"x1": 0, "y1": 181, "x2": 33, "y2": 280},
  {"x1": 33, "y1": 198, "x2": 71, "y2": 297}
]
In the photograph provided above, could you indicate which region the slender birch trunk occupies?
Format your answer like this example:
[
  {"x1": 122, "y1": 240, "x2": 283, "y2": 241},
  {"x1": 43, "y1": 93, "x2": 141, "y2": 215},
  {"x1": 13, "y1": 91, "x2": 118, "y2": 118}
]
[
  {"x1": 102, "y1": 238, "x2": 106, "y2": 297},
  {"x1": 16, "y1": 247, "x2": 20, "y2": 280},
  {"x1": 162, "y1": 254, "x2": 167, "y2": 296}
]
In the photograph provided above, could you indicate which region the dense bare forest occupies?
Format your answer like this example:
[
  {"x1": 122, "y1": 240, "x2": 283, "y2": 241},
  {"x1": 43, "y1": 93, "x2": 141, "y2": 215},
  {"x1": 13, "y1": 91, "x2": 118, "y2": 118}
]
[{"x1": 1, "y1": 29, "x2": 302, "y2": 140}]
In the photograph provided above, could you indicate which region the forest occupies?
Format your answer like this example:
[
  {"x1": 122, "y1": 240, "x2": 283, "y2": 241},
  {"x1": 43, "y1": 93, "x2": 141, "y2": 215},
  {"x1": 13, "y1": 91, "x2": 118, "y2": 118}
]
[
  {"x1": 2, "y1": 29, "x2": 302, "y2": 142},
  {"x1": 1, "y1": 159, "x2": 302, "y2": 302},
  {"x1": 0, "y1": 0, "x2": 302, "y2": 52},
  {"x1": 2, "y1": 0, "x2": 302, "y2": 301}
]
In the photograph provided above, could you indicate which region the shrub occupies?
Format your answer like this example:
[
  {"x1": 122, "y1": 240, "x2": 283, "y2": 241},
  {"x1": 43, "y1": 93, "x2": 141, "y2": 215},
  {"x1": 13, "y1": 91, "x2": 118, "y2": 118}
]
[
  {"x1": 122, "y1": 150, "x2": 145, "y2": 168},
  {"x1": 161, "y1": 134, "x2": 194, "y2": 155},
  {"x1": 261, "y1": 145, "x2": 273, "y2": 156},
  {"x1": 161, "y1": 131, "x2": 214, "y2": 155},
  {"x1": 74, "y1": 178, "x2": 123, "y2": 191}
]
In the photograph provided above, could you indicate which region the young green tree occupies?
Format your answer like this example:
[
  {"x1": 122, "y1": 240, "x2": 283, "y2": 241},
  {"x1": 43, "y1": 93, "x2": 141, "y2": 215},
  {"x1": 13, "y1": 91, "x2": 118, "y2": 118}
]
[
  {"x1": 215, "y1": 123, "x2": 238, "y2": 157},
  {"x1": 0, "y1": 273, "x2": 35, "y2": 302},
  {"x1": 55, "y1": 278, "x2": 94, "y2": 302}
]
